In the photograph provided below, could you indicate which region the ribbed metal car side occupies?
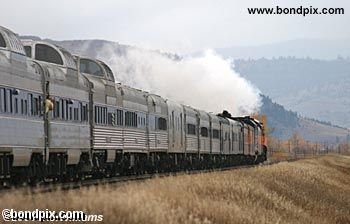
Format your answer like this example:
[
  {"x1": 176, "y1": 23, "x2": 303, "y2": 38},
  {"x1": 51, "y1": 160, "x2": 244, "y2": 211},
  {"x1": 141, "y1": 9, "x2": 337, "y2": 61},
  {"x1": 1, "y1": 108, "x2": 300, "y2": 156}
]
[
  {"x1": 167, "y1": 100, "x2": 185, "y2": 153},
  {"x1": 147, "y1": 94, "x2": 168, "y2": 152},
  {"x1": 183, "y1": 105, "x2": 199, "y2": 153},
  {"x1": 0, "y1": 27, "x2": 45, "y2": 180}
]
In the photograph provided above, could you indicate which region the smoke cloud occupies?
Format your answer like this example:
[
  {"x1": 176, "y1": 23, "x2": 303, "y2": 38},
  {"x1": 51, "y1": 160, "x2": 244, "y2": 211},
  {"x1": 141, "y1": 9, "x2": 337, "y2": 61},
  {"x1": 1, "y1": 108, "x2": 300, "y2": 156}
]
[{"x1": 97, "y1": 46, "x2": 261, "y2": 115}]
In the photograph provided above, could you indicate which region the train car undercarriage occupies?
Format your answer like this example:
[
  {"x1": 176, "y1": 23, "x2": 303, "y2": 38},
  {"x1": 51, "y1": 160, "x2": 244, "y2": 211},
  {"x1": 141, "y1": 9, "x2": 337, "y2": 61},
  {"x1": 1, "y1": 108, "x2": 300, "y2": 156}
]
[{"x1": 0, "y1": 150, "x2": 266, "y2": 186}]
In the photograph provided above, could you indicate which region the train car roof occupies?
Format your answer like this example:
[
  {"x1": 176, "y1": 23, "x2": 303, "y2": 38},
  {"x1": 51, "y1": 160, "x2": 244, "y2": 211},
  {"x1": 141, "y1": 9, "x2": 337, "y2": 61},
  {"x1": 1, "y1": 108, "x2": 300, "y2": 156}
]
[
  {"x1": 0, "y1": 26, "x2": 26, "y2": 55},
  {"x1": 196, "y1": 109, "x2": 210, "y2": 122},
  {"x1": 74, "y1": 55, "x2": 115, "y2": 82},
  {"x1": 21, "y1": 39, "x2": 77, "y2": 70},
  {"x1": 231, "y1": 116, "x2": 259, "y2": 128}
]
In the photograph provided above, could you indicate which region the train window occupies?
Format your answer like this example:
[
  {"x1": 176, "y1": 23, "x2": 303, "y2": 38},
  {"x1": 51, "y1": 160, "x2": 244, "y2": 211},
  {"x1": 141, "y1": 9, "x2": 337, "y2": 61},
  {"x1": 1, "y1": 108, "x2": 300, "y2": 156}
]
[
  {"x1": 101, "y1": 62, "x2": 115, "y2": 81},
  {"x1": 200, "y1": 127, "x2": 208, "y2": 137},
  {"x1": 0, "y1": 88, "x2": 3, "y2": 113},
  {"x1": 94, "y1": 106, "x2": 107, "y2": 125},
  {"x1": 84, "y1": 104, "x2": 88, "y2": 121},
  {"x1": 74, "y1": 108, "x2": 79, "y2": 121},
  {"x1": 61, "y1": 99, "x2": 65, "y2": 119},
  {"x1": 95, "y1": 106, "x2": 100, "y2": 124},
  {"x1": 69, "y1": 107, "x2": 73, "y2": 120},
  {"x1": 14, "y1": 98, "x2": 18, "y2": 114},
  {"x1": 80, "y1": 59, "x2": 104, "y2": 76},
  {"x1": 101, "y1": 107, "x2": 104, "y2": 124},
  {"x1": 6, "y1": 89, "x2": 12, "y2": 113},
  {"x1": 61, "y1": 50, "x2": 77, "y2": 69},
  {"x1": 0, "y1": 33, "x2": 6, "y2": 48},
  {"x1": 94, "y1": 106, "x2": 98, "y2": 124},
  {"x1": 24, "y1": 100, "x2": 28, "y2": 115},
  {"x1": 7, "y1": 32, "x2": 25, "y2": 55},
  {"x1": 3, "y1": 89, "x2": 6, "y2": 112},
  {"x1": 35, "y1": 44, "x2": 63, "y2": 65},
  {"x1": 158, "y1": 117, "x2": 167, "y2": 130},
  {"x1": 187, "y1": 124, "x2": 196, "y2": 135},
  {"x1": 20, "y1": 99, "x2": 24, "y2": 114},
  {"x1": 65, "y1": 101, "x2": 69, "y2": 120},
  {"x1": 104, "y1": 107, "x2": 107, "y2": 124},
  {"x1": 81, "y1": 103, "x2": 88, "y2": 122},
  {"x1": 81, "y1": 104, "x2": 85, "y2": 122},
  {"x1": 125, "y1": 111, "x2": 137, "y2": 127},
  {"x1": 54, "y1": 100, "x2": 60, "y2": 118},
  {"x1": 24, "y1": 46, "x2": 32, "y2": 57},
  {"x1": 100, "y1": 107, "x2": 103, "y2": 123},
  {"x1": 84, "y1": 104, "x2": 88, "y2": 122},
  {"x1": 125, "y1": 111, "x2": 130, "y2": 126},
  {"x1": 32, "y1": 97, "x2": 39, "y2": 116},
  {"x1": 212, "y1": 129, "x2": 220, "y2": 139},
  {"x1": 116, "y1": 109, "x2": 123, "y2": 126}
]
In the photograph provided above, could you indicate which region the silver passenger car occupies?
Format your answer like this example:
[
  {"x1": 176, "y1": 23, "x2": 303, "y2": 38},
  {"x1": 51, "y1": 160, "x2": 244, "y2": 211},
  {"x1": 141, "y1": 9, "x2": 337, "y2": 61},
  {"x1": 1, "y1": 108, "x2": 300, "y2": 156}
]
[
  {"x1": 75, "y1": 56, "x2": 122, "y2": 168},
  {"x1": 22, "y1": 40, "x2": 91, "y2": 177},
  {"x1": 183, "y1": 105, "x2": 199, "y2": 153},
  {"x1": 147, "y1": 94, "x2": 168, "y2": 152},
  {"x1": 118, "y1": 85, "x2": 149, "y2": 153},
  {"x1": 167, "y1": 100, "x2": 185, "y2": 154},
  {"x1": 197, "y1": 110, "x2": 210, "y2": 154},
  {"x1": 209, "y1": 113, "x2": 221, "y2": 154},
  {"x1": 0, "y1": 27, "x2": 45, "y2": 180},
  {"x1": 218, "y1": 116, "x2": 230, "y2": 155}
]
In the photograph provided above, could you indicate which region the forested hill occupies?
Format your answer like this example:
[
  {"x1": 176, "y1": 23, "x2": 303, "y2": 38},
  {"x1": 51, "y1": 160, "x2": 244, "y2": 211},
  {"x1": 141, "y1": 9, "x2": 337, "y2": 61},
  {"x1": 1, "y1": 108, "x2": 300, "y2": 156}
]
[
  {"x1": 259, "y1": 95, "x2": 298, "y2": 139},
  {"x1": 234, "y1": 58, "x2": 350, "y2": 129},
  {"x1": 260, "y1": 94, "x2": 349, "y2": 143}
]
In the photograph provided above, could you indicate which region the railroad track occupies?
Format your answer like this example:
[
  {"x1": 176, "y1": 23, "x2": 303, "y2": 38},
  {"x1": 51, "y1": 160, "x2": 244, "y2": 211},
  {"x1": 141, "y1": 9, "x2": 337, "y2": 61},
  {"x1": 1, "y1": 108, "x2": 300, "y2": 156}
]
[{"x1": 0, "y1": 158, "x2": 303, "y2": 194}]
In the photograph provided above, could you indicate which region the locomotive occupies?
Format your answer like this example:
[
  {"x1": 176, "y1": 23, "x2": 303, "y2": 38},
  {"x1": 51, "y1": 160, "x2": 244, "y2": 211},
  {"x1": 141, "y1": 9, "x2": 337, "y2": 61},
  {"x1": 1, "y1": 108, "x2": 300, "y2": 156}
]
[{"x1": 0, "y1": 26, "x2": 267, "y2": 185}]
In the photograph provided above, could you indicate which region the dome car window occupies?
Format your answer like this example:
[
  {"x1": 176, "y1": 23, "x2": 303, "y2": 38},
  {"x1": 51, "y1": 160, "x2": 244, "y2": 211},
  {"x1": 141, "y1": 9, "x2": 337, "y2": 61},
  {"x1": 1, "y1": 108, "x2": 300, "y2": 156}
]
[
  {"x1": 35, "y1": 44, "x2": 63, "y2": 65},
  {"x1": 24, "y1": 46, "x2": 32, "y2": 57},
  {"x1": 101, "y1": 63, "x2": 115, "y2": 81},
  {"x1": 80, "y1": 59, "x2": 104, "y2": 76},
  {"x1": 0, "y1": 33, "x2": 6, "y2": 48}
]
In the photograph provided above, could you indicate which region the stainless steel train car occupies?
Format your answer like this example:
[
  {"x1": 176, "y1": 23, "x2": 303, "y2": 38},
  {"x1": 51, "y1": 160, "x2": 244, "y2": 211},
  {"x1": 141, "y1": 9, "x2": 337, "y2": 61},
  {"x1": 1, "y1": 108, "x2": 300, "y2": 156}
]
[
  {"x1": 0, "y1": 26, "x2": 267, "y2": 185},
  {"x1": 0, "y1": 27, "x2": 45, "y2": 183}
]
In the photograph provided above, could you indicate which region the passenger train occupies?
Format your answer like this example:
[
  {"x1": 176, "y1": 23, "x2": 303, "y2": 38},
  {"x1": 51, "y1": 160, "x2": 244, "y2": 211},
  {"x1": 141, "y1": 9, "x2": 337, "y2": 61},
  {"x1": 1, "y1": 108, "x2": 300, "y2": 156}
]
[{"x1": 0, "y1": 26, "x2": 267, "y2": 185}]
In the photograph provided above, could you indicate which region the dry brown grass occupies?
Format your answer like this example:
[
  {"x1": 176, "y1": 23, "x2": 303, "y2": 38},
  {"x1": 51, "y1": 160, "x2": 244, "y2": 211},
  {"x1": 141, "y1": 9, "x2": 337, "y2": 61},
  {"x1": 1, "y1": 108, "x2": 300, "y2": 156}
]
[{"x1": 1, "y1": 155, "x2": 350, "y2": 224}]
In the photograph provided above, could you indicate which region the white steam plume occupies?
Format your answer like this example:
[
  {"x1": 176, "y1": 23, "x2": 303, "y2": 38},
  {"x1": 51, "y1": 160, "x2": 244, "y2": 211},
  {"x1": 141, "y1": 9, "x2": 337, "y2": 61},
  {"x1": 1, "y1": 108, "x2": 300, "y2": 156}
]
[{"x1": 97, "y1": 46, "x2": 261, "y2": 115}]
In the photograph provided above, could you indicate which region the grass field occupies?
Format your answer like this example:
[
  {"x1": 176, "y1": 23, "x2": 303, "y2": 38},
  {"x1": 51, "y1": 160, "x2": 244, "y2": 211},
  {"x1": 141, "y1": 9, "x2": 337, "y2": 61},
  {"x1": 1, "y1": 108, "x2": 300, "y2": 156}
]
[{"x1": 1, "y1": 155, "x2": 349, "y2": 224}]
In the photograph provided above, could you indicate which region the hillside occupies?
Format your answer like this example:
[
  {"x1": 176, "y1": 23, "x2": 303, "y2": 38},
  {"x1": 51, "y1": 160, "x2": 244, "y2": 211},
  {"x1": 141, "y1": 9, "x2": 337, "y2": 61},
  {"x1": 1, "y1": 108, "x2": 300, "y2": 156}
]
[
  {"x1": 2, "y1": 155, "x2": 349, "y2": 224},
  {"x1": 260, "y1": 95, "x2": 349, "y2": 142},
  {"x1": 234, "y1": 58, "x2": 350, "y2": 129}
]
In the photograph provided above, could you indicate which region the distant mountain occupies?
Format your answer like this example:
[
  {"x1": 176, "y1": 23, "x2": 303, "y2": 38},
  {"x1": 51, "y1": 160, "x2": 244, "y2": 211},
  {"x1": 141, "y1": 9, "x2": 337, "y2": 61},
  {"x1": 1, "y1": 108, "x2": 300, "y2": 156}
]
[
  {"x1": 216, "y1": 39, "x2": 350, "y2": 60},
  {"x1": 234, "y1": 58, "x2": 350, "y2": 129},
  {"x1": 260, "y1": 95, "x2": 349, "y2": 143}
]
